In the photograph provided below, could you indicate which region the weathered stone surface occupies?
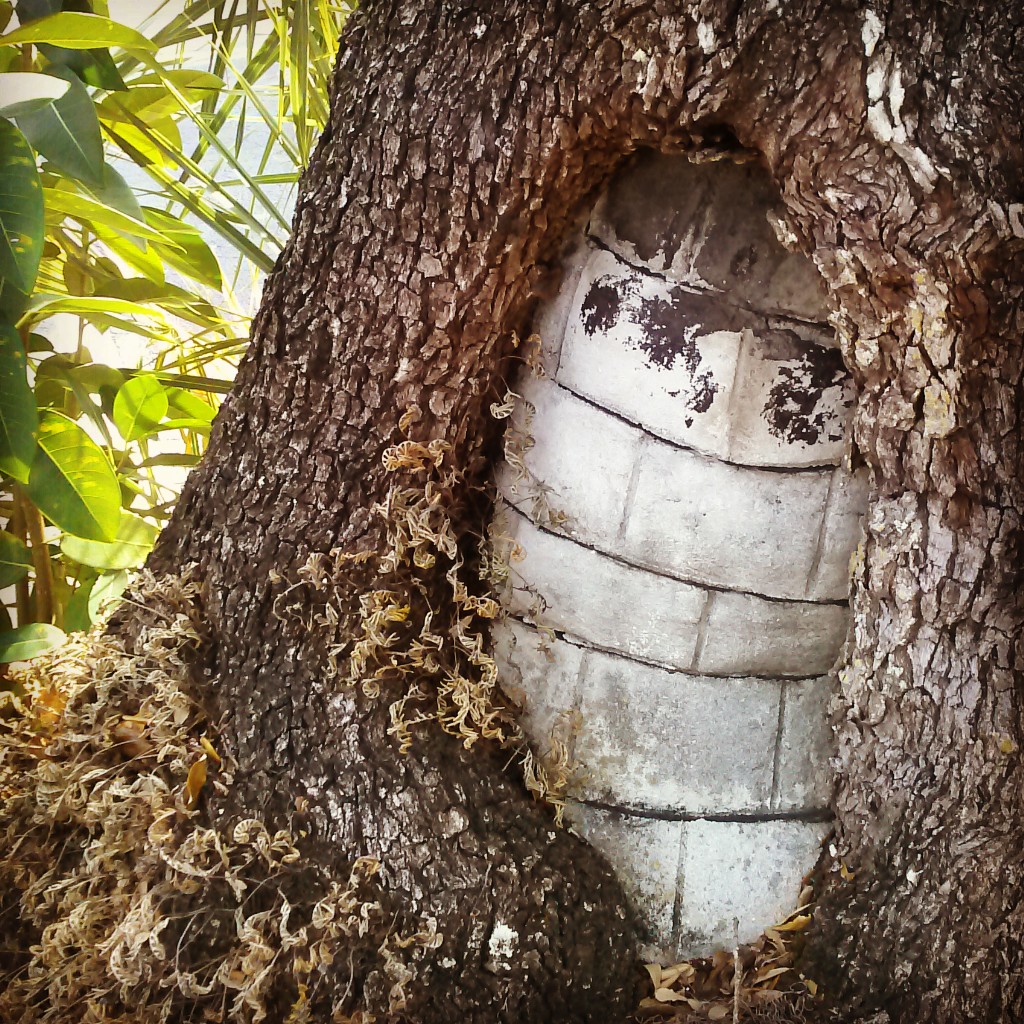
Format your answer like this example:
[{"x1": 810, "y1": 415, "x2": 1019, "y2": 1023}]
[
  {"x1": 588, "y1": 152, "x2": 829, "y2": 322},
  {"x1": 496, "y1": 376, "x2": 641, "y2": 548},
  {"x1": 559, "y1": 247, "x2": 855, "y2": 469},
  {"x1": 491, "y1": 616, "x2": 581, "y2": 744},
  {"x1": 496, "y1": 505, "x2": 706, "y2": 670},
  {"x1": 620, "y1": 440, "x2": 833, "y2": 599},
  {"x1": 696, "y1": 591, "x2": 848, "y2": 678},
  {"x1": 564, "y1": 803, "x2": 682, "y2": 962},
  {"x1": 557, "y1": 248, "x2": 742, "y2": 459},
  {"x1": 775, "y1": 677, "x2": 835, "y2": 811},
  {"x1": 488, "y1": 151, "x2": 867, "y2": 963},
  {"x1": 676, "y1": 820, "x2": 828, "y2": 956},
  {"x1": 530, "y1": 234, "x2": 593, "y2": 375},
  {"x1": 806, "y1": 467, "x2": 870, "y2": 600},
  {"x1": 727, "y1": 324, "x2": 854, "y2": 468},
  {"x1": 572, "y1": 648, "x2": 781, "y2": 813}
]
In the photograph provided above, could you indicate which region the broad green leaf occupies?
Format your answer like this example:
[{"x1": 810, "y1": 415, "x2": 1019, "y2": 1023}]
[
  {"x1": 63, "y1": 571, "x2": 96, "y2": 631},
  {"x1": 87, "y1": 568, "x2": 126, "y2": 620},
  {"x1": 0, "y1": 118, "x2": 43, "y2": 294},
  {"x1": 75, "y1": 164, "x2": 146, "y2": 240},
  {"x1": 0, "y1": 528, "x2": 31, "y2": 587},
  {"x1": 42, "y1": 185, "x2": 171, "y2": 242},
  {"x1": 137, "y1": 452, "x2": 200, "y2": 469},
  {"x1": 0, "y1": 321, "x2": 38, "y2": 481},
  {"x1": 90, "y1": 220, "x2": 164, "y2": 283},
  {"x1": 26, "y1": 412, "x2": 120, "y2": 541},
  {"x1": 71, "y1": 362, "x2": 123, "y2": 392},
  {"x1": 22, "y1": 293, "x2": 171, "y2": 326},
  {"x1": 143, "y1": 207, "x2": 222, "y2": 289},
  {"x1": 17, "y1": 68, "x2": 104, "y2": 186},
  {"x1": 61, "y1": 509, "x2": 157, "y2": 569},
  {"x1": 113, "y1": 373, "x2": 167, "y2": 441},
  {"x1": 0, "y1": 13, "x2": 156, "y2": 51},
  {"x1": 0, "y1": 622, "x2": 65, "y2": 663},
  {"x1": 166, "y1": 387, "x2": 215, "y2": 424},
  {"x1": 126, "y1": 68, "x2": 224, "y2": 93},
  {"x1": 0, "y1": 72, "x2": 69, "y2": 117}
]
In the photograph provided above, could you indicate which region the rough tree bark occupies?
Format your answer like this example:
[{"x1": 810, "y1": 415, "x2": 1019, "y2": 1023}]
[{"x1": 143, "y1": 1, "x2": 1024, "y2": 1021}]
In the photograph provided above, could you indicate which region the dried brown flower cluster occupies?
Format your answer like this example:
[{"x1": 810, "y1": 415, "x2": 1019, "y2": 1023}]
[{"x1": 0, "y1": 571, "x2": 440, "y2": 1024}]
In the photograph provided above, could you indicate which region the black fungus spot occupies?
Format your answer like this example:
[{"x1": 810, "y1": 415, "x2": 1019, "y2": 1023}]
[
  {"x1": 581, "y1": 277, "x2": 625, "y2": 335},
  {"x1": 763, "y1": 343, "x2": 849, "y2": 447}
]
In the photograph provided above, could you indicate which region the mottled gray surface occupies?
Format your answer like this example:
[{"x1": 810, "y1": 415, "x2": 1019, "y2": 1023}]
[{"x1": 492, "y1": 154, "x2": 865, "y2": 958}]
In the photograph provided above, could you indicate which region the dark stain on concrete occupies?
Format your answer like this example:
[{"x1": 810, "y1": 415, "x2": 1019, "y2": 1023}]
[
  {"x1": 581, "y1": 278, "x2": 625, "y2": 335},
  {"x1": 581, "y1": 273, "x2": 750, "y2": 423},
  {"x1": 763, "y1": 342, "x2": 849, "y2": 446}
]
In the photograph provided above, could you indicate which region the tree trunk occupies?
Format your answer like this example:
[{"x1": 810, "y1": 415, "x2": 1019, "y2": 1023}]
[{"x1": 137, "y1": 0, "x2": 1024, "y2": 1021}]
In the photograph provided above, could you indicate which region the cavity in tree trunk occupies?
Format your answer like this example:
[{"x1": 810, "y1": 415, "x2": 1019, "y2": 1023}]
[{"x1": 8, "y1": 2, "x2": 1024, "y2": 1023}]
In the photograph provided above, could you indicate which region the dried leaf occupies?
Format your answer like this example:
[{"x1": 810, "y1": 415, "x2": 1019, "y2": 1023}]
[
  {"x1": 774, "y1": 913, "x2": 812, "y2": 932},
  {"x1": 184, "y1": 755, "x2": 207, "y2": 807},
  {"x1": 707, "y1": 1006, "x2": 729, "y2": 1021},
  {"x1": 199, "y1": 735, "x2": 221, "y2": 765},
  {"x1": 654, "y1": 987, "x2": 686, "y2": 1003}
]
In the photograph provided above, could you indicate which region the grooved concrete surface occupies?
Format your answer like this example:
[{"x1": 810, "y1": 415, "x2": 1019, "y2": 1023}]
[{"x1": 491, "y1": 153, "x2": 867, "y2": 960}]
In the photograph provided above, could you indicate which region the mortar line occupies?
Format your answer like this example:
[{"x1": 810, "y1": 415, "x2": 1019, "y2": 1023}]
[
  {"x1": 615, "y1": 433, "x2": 648, "y2": 543},
  {"x1": 688, "y1": 590, "x2": 716, "y2": 673},
  {"x1": 506, "y1": 612, "x2": 823, "y2": 683},
  {"x1": 577, "y1": 797, "x2": 832, "y2": 825},
  {"x1": 500, "y1": 500, "x2": 849, "y2": 608},
  {"x1": 770, "y1": 683, "x2": 788, "y2": 811},
  {"x1": 803, "y1": 466, "x2": 838, "y2": 599},
  {"x1": 671, "y1": 823, "x2": 687, "y2": 951},
  {"x1": 550, "y1": 376, "x2": 845, "y2": 475}
]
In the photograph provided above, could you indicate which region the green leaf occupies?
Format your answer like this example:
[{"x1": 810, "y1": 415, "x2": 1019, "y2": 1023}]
[
  {"x1": 113, "y1": 373, "x2": 167, "y2": 441},
  {"x1": 22, "y1": 293, "x2": 171, "y2": 326},
  {"x1": 61, "y1": 509, "x2": 157, "y2": 569},
  {"x1": 70, "y1": 361, "x2": 123, "y2": 392},
  {"x1": 42, "y1": 185, "x2": 171, "y2": 243},
  {"x1": 0, "y1": 622, "x2": 64, "y2": 663},
  {"x1": 142, "y1": 207, "x2": 221, "y2": 289},
  {"x1": 166, "y1": 387, "x2": 215, "y2": 424},
  {"x1": 126, "y1": 68, "x2": 224, "y2": 93},
  {"x1": 0, "y1": 72, "x2": 69, "y2": 117},
  {"x1": 17, "y1": 67, "x2": 104, "y2": 186},
  {"x1": 0, "y1": 321, "x2": 38, "y2": 482},
  {"x1": 0, "y1": 117, "x2": 44, "y2": 294},
  {"x1": 26, "y1": 412, "x2": 120, "y2": 541},
  {"x1": 75, "y1": 163, "x2": 145, "y2": 234},
  {"x1": 0, "y1": 528, "x2": 31, "y2": 587},
  {"x1": 0, "y1": 12, "x2": 156, "y2": 51},
  {"x1": 86, "y1": 567, "x2": 126, "y2": 620},
  {"x1": 63, "y1": 570, "x2": 96, "y2": 631}
]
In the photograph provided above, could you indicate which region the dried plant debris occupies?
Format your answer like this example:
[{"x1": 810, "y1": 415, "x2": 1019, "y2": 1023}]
[
  {"x1": 632, "y1": 898, "x2": 818, "y2": 1024},
  {"x1": 0, "y1": 570, "x2": 441, "y2": 1024},
  {"x1": 266, "y1": 422, "x2": 570, "y2": 820}
]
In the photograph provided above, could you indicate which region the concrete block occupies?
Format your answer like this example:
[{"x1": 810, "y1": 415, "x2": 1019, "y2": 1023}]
[
  {"x1": 564, "y1": 801, "x2": 682, "y2": 962},
  {"x1": 572, "y1": 648, "x2": 781, "y2": 814},
  {"x1": 696, "y1": 591, "x2": 849, "y2": 678},
  {"x1": 806, "y1": 467, "x2": 870, "y2": 601},
  {"x1": 676, "y1": 819, "x2": 828, "y2": 956},
  {"x1": 775, "y1": 677, "x2": 835, "y2": 811},
  {"x1": 530, "y1": 234, "x2": 594, "y2": 376},
  {"x1": 620, "y1": 440, "x2": 832, "y2": 600},
  {"x1": 500, "y1": 507, "x2": 706, "y2": 671},
  {"x1": 588, "y1": 152, "x2": 829, "y2": 322},
  {"x1": 557, "y1": 248, "x2": 743, "y2": 458},
  {"x1": 491, "y1": 617, "x2": 581, "y2": 747},
  {"x1": 727, "y1": 326, "x2": 855, "y2": 468},
  {"x1": 496, "y1": 375, "x2": 642, "y2": 549}
]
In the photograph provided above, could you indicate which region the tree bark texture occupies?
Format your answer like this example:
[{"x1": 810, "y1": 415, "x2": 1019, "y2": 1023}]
[{"x1": 149, "y1": 1, "x2": 1024, "y2": 1021}]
